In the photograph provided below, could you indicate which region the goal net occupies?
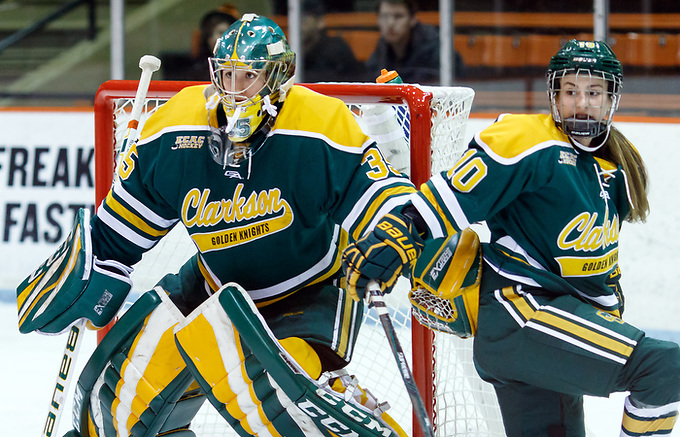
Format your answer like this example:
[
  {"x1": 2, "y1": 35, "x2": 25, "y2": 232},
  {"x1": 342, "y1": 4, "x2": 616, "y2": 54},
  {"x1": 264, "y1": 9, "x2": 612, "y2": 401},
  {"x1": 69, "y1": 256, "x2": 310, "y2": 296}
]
[{"x1": 93, "y1": 80, "x2": 504, "y2": 437}]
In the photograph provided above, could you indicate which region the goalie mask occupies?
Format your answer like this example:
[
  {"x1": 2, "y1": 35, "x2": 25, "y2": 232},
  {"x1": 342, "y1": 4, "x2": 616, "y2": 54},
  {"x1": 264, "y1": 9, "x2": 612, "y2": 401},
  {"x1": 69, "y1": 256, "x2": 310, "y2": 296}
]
[
  {"x1": 208, "y1": 14, "x2": 295, "y2": 155},
  {"x1": 547, "y1": 39, "x2": 622, "y2": 152}
]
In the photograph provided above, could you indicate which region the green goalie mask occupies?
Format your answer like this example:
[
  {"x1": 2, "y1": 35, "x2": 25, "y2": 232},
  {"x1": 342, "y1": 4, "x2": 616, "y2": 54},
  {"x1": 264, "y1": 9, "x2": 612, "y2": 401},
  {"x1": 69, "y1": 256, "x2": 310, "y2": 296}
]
[
  {"x1": 547, "y1": 39, "x2": 623, "y2": 152},
  {"x1": 209, "y1": 14, "x2": 296, "y2": 146}
]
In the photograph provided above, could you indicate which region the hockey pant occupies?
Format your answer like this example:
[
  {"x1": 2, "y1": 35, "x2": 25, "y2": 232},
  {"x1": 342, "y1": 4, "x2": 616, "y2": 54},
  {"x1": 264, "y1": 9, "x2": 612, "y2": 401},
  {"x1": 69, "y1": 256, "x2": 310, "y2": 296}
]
[
  {"x1": 67, "y1": 285, "x2": 405, "y2": 436},
  {"x1": 473, "y1": 270, "x2": 680, "y2": 437}
]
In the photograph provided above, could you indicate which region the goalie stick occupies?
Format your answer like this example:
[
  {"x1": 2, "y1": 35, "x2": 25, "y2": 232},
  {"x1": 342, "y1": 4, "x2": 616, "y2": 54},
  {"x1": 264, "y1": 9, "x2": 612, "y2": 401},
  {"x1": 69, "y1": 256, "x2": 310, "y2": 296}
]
[
  {"x1": 40, "y1": 55, "x2": 161, "y2": 437},
  {"x1": 367, "y1": 281, "x2": 435, "y2": 437},
  {"x1": 117, "y1": 55, "x2": 162, "y2": 162}
]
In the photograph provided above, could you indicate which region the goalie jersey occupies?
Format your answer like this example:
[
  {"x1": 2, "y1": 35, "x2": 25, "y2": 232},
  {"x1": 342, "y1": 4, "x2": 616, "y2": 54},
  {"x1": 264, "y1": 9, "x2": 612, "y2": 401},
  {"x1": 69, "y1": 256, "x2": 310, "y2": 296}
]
[
  {"x1": 93, "y1": 84, "x2": 414, "y2": 303},
  {"x1": 412, "y1": 113, "x2": 631, "y2": 314}
]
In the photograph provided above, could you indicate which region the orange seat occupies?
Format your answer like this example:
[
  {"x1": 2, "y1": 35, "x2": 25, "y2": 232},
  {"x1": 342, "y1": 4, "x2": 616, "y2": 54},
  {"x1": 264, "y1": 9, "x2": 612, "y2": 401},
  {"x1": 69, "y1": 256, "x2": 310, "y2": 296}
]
[{"x1": 617, "y1": 33, "x2": 680, "y2": 67}]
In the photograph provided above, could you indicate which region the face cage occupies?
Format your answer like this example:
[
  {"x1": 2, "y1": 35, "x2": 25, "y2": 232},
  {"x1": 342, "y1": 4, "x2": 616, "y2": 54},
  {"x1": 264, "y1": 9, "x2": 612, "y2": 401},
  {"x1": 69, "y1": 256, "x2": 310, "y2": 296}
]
[
  {"x1": 209, "y1": 58, "x2": 285, "y2": 110},
  {"x1": 548, "y1": 68, "x2": 621, "y2": 141}
]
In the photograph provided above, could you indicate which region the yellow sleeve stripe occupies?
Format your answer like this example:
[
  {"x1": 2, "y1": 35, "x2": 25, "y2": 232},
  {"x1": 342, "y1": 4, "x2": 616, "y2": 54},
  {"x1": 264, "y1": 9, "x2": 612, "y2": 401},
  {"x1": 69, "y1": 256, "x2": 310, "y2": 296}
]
[
  {"x1": 351, "y1": 185, "x2": 415, "y2": 241},
  {"x1": 105, "y1": 191, "x2": 170, "y2": 238},
  {"x1": 420, "y1": 184, "x2": 457, "y2": 235}
]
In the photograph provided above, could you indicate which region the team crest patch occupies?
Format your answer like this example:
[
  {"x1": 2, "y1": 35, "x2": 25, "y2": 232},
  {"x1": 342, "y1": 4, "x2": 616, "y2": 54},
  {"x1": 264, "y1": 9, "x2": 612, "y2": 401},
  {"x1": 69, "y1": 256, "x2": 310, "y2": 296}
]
[{"x1": 558, "y1": 150, "x2": 577, "y2": 166}]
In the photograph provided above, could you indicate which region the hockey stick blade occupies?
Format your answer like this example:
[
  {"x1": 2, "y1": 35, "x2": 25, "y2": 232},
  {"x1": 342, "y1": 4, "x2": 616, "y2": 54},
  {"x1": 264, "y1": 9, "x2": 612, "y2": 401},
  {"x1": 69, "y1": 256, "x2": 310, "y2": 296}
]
[
  {"x1": 367, "y1": 281, "x2": 435, "y2": 437},
  {"x1": 41, "y1": 320, "x2": 85, "y2": 437}
]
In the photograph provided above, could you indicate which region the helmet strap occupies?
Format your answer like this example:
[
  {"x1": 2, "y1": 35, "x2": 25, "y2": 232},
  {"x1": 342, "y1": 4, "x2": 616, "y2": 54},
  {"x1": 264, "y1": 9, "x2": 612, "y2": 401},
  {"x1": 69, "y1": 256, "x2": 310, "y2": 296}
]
[
  {"x1": 224, "y1": 107, "x2": 242, "y2": 135},
  {"x1": 570, "y1": 128, "x2": 610, "y2": 153},
  {"x1": 261, "y1": 95, "x2": 278, "y2": 117},
  {"x1": 279, "y1": 75, "x2": 295, "y2": 102}
]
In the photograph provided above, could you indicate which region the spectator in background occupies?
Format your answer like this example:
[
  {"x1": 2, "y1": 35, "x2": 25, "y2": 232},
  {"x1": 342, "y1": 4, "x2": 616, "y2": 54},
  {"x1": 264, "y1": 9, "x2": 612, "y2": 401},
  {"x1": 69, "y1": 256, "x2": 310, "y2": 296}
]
[
  {"x1": 271, "y1": 0, "x2": 355, "y2": 14},
  {"x1": 162, "y1": 4, "x2": 239, "y2": 81},
  {"x1": 365, "y1": 0, "x2": 463, "y2": 84},
  {"x1": 300, "y1": 0, "x2": 364, "y2": 82}
]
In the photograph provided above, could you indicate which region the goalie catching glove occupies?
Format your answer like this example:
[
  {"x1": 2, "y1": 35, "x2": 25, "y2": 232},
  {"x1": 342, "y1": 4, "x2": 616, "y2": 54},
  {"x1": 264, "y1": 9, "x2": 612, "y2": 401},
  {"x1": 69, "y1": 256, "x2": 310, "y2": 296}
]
[
  {"x1": 342, "y1": 212, "x2": 424, "y2": 301},
  {"x1": 16, "y1": 208, "x2": 132, "y2": 334},
  {"x1": 410, "y1": 228, "x2": 482, "y2": 337}
]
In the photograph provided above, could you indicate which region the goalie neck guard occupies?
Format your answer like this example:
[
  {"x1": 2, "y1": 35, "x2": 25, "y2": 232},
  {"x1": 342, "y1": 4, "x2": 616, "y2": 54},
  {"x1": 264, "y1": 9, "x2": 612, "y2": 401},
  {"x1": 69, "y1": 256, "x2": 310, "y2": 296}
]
[
  {"x1": 546, "y1": 39, "x2": 623, "y2": 152},
  {"x1": 208, "y1": 13, "x2": 295, "y2": 146}
]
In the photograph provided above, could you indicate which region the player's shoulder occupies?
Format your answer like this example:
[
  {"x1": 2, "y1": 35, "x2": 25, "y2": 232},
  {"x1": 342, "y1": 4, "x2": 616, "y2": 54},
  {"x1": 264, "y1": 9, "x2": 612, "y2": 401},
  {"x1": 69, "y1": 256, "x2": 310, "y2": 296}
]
[
  {"x1": 280, "y1": 85, "x2": 353, "y2": 119},
  {"x1": 139, "y1": 84, "x2": 210, "y2": 140},
  {"x1": 475, "y1": 113, "x2": 571, "y2": 162},
  {"x1": 273, "y1": 85, "x2": 369, "y2": 149}
]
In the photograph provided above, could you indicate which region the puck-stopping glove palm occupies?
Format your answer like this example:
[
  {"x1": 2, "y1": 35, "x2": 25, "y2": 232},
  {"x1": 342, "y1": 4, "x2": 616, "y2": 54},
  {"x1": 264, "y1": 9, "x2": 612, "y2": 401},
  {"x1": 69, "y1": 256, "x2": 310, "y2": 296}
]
[{"x1": 342, "y1": 213, "x2": 424, "y2": 301}]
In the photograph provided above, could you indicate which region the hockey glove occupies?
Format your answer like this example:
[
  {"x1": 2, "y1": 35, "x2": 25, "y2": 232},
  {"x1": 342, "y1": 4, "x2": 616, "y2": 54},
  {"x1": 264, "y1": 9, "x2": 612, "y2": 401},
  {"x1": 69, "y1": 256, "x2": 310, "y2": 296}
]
[{"x1": 342, "y1": 213, "x2": 424, "y2": 301}]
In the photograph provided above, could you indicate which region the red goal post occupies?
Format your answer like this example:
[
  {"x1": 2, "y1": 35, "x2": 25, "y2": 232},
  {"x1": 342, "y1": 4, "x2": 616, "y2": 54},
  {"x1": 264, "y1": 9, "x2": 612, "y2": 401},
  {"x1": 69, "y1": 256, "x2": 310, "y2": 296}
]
[{"x1": 92, "y1": 80, "x2": 500, "y2": 437}]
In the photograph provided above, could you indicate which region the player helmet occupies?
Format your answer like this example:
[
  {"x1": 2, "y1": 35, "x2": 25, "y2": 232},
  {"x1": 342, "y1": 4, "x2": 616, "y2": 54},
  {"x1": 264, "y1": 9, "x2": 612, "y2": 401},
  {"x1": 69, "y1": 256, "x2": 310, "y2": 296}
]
[
  {"x1": 547, "y1": 39, "x2": 623, "y2": 152},
  {"x1": 209, "y1": 14, "x2": 295, "y2": 144}
]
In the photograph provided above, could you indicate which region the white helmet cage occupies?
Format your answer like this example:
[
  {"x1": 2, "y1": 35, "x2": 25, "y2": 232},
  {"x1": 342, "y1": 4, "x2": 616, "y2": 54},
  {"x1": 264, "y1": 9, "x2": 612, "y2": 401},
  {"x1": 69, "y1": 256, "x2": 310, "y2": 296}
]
[{"x1": 547, "y1": 68, "x2": 621, "y2": 143}]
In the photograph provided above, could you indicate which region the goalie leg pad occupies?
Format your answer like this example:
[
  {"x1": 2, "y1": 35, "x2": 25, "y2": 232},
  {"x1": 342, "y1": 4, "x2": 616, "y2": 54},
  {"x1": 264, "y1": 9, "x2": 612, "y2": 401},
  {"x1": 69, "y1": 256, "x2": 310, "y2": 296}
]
[
  {"x1": 175, "y1": 283, "x2": 406, "y2": 437},
  {"x1": 70, "y1": 288, "x2": 206, "y2": 437},
  {"x1": 175, "y1": 290, "x2": 313, "y2": 437},
  {"x1": 17, "y1": 208, "x2": 132, "y2": 334}
]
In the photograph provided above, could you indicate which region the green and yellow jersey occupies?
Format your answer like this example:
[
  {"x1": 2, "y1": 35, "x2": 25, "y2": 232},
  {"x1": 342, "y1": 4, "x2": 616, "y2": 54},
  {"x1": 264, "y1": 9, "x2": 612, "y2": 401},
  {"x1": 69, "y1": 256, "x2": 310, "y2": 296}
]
[
  {"x1": 92, "y1": 84, "x2": 414, "y2": 303},
  {"x1": 412, "y1": 113, "x2": 631, "y2": 313}
]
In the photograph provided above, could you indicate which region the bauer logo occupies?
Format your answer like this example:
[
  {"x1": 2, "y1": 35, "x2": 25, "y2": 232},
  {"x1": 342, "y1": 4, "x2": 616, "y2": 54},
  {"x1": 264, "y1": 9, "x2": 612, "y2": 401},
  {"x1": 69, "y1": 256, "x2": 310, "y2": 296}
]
[{"x1": 572, "y1": 56, "x2": 597, "y2": 64}]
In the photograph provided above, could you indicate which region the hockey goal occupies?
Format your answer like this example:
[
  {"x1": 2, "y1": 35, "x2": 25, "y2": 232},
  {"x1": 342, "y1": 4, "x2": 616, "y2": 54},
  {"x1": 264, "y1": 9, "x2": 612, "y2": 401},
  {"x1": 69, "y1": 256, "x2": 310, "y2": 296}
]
[{"x1": 93, "y1": 80, "x2": 504, "y2": 437}]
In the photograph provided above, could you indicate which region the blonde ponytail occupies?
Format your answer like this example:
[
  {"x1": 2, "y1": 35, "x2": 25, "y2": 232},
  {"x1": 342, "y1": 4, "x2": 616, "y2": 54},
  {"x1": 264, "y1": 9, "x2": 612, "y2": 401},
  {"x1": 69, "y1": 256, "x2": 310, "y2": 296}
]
[{"x1": 597, "y1": 127, "x2": 649, "y2": 222}]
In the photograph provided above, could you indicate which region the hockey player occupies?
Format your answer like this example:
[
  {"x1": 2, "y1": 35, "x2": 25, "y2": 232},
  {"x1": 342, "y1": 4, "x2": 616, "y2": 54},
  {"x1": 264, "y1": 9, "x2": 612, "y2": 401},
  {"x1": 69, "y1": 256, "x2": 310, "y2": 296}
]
[
  {"x1": 17, "y1": 14, "x2": 413, "y2": 437},
  {"x1": 343, "y1": 39, "x2": 680, "y2": 436}
]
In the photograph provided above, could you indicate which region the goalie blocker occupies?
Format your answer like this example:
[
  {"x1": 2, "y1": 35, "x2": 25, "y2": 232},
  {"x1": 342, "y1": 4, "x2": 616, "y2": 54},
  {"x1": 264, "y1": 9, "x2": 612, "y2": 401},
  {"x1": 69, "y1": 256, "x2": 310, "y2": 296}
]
[{"x1": 16, "y1": 208, "x2": 132, "y2": 335}]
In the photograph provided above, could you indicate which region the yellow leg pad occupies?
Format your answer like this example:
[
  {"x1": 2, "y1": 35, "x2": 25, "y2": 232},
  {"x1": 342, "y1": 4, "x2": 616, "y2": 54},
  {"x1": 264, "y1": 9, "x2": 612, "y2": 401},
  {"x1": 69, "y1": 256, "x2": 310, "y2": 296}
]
[
  {"x1": 176, "y1": 298, "x2": 275, "y2": 436},
  {"x1": 175, "y1": 288, "x2": 332, "y2": 437},
  {"x1": 92, "y1": 289, "x2": 188, "y2": 435}
]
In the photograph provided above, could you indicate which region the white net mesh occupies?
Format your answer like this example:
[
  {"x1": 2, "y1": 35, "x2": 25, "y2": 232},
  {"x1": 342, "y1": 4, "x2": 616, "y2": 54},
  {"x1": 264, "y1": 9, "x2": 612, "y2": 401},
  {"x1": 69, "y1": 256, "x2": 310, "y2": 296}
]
[{"x1": 105, "y1": 83, "x2": 502, "y2": 437}]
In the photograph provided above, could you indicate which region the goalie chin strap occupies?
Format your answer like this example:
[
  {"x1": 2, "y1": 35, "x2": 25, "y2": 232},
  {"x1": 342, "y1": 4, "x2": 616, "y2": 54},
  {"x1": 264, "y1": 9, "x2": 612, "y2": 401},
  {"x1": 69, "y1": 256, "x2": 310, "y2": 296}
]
[{"x1": 174, "y1": 282, "x2": 407, "y2": 437}]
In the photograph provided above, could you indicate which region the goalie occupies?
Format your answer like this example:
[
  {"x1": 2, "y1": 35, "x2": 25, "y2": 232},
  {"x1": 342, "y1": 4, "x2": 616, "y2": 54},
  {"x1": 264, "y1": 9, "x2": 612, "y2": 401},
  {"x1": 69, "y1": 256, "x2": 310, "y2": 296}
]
[
  {"x1": 343, "y1": 40, "x2": 680, "y2": 436},
  {"x1": 17, "y1": 14, "x2": 414, "y2": 437}
]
